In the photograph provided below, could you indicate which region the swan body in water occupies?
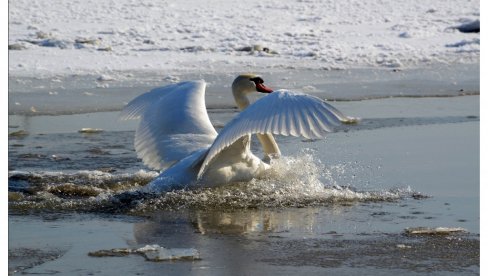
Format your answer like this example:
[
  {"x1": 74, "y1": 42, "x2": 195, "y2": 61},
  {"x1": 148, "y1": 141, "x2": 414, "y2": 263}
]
[{"x1": 121, "y1": 74, "x2": 356, "y2": 192}]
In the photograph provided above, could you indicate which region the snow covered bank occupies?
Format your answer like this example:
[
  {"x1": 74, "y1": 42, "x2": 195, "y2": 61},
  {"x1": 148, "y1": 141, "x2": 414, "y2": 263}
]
[{"x1": 8, "y1": 0, "x2": 479, "y2": 77}]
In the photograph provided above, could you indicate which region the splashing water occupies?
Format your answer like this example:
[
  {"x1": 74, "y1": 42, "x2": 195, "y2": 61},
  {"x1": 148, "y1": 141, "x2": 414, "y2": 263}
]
[{"x1": 8, "y1": 151, "x2": 422, "y2": 215}]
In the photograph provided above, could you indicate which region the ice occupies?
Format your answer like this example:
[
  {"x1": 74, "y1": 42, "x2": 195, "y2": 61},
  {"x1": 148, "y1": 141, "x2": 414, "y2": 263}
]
[
  {"x1": 8, "y1": 0, "x2": 479, "y2": 77},
  {"x1": 445, "y1": 38, "x2": 480, "y2": 48},
  {"x1": 134, "y1": 244, "x2": 160, "y2": 252},
  {"x1": 78, "y1": 128, "x2": 104, "y2": 133},
  {"x1": 88, "y1": 248, "x2": 132, "y2": 257},
  {"x1": 89, "y1": 244, "x2": 201, "y2": 262},
  {"x1": 404, "y1": 227, "x2": 468, "y2": 235},
  {"x1": 136, "y1": 245, "x2": 201, "y2": 262},
  {"x1": 96, "y1": 75, "x2": 116, "y2": 82}
]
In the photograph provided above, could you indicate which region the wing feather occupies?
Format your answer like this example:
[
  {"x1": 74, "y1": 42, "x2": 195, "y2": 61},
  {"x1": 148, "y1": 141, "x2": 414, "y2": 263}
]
[
  {"x1": 294, "y1": 96, "x2": 308, "y2": 137},
  {"x1": 198, "y1": 90, "x2": 354, "y2": 178},
  {"x1": 121, "y1": 80, "x2": 218, "y2": 170},
  {"x1": 280, "y1": 101, "x2": 290, "y2": 135}
]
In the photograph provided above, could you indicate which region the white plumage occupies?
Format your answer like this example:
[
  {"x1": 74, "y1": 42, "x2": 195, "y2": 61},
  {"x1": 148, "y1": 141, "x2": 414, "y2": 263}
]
[
  {"x1": 120, "y1": 81, "x2": 217, "y2": 170},
  {"x1": 198, "y1": 90, "x2": 352, "y2": 178},
  {"x1": 121, "y1": 74, "x2": 356, "y2": 192}
]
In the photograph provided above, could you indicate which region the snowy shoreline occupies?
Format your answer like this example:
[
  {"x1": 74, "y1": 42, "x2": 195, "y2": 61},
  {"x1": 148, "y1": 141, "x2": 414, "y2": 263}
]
[
  {"x1": 7, "y1": 0, "x2": 480, "y2": 115},
  {"x1": 8, "y1": 62, "x2": 480, "y2": 116},
  {"x1": 9, "y1": 0, "x2": 479, "y2": 77}
]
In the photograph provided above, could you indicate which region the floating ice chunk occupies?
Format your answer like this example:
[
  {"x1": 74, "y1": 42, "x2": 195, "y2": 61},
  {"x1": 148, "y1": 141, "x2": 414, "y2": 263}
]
[
  {"x1": 88, "y1": 248, "x2": 132, "y2": 257},
  {"x1": 78, "y1": 128, "x2": 104, "y2": 134},
  {"x1": 89, "y1": 244, "x2": 201, "y2": 262},
  {"x1": 50, "y1": 155, "x2": 70, "y2": 161},
  {"x1": 134, "y1": 244, "x2": 160, "y2": 252},
  {"x1": 302, "y1": 85, "x2": 317, "y2": 91},
  {"x1": 139, "y1": 246, "x2": 201, "y2": 262},
  {"x1": 405, "y1": 227, "x2": 467, "y2": 235}
]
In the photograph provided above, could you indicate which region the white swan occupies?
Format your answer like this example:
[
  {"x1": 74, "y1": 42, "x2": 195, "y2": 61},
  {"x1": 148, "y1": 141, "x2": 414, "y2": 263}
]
[{"x1": 121, "y1": 74, "x2": 356, "y2": 192}]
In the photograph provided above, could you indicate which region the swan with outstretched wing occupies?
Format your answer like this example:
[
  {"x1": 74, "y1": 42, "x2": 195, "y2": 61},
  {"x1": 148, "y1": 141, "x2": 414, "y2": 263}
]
[{"x1": 121, "y1": 74, "x2": 357, "y2": 192}]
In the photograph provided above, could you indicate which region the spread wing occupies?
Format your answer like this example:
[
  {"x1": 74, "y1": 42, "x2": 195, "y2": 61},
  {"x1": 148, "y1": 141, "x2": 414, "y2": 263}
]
[
  {"x1": 121, "y1": 80, "x2": 218, "y2": 170},
  {"x1": 198, "y1": 90, "x2": 356, "y2": 178}
]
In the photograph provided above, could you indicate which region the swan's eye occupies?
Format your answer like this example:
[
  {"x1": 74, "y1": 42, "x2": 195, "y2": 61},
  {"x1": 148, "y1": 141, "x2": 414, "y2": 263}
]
[{"x1": 250, "y1": 77, "x2": 264, "y2": 84}]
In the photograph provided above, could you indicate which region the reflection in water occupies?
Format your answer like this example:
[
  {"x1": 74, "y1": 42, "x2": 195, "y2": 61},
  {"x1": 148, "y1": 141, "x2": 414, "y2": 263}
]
[
  {"x1": 133, "y1": 206, "x2": 350, "y2": 241},
  {"x1": 192, "y1": 209, "x2": 319, "y2": 235},
  {"x1": 130, "y1": 207, "x2": 357, "y2": 275}
]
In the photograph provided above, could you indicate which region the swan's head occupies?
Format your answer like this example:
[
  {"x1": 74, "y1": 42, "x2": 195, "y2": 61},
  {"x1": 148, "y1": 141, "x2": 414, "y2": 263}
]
[{"x1": 232, "y1": 74, "x2": 273, "y2": 95}]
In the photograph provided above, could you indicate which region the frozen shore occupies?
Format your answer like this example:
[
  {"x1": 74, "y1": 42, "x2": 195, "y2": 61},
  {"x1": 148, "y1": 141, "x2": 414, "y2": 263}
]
[
  {"x1": 8, "y1": 62, "x2": 480, "y2": 116},
  {"x1": 9, "y1": 0, "x2": 479, "y2": 77}
]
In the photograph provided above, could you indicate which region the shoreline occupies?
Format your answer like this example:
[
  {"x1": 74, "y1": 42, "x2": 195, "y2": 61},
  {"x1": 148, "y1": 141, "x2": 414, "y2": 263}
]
[{"x1": 8, "y1": 62, "x2": 480, "y2": 116}]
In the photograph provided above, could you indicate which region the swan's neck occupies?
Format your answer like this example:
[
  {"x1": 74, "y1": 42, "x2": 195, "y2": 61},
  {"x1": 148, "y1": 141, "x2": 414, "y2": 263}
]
[
  {"x1": 232, "y1": 90, "x2": 250, "y2": 110},
  {"x1": 232, "y1": 89, "x2": 281, "y2": 159}
]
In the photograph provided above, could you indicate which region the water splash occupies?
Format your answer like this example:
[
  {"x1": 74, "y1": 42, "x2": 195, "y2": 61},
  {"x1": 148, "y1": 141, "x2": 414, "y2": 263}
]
[{"x1": 8, "y1": 152, "x2": 424, "y2": 215}]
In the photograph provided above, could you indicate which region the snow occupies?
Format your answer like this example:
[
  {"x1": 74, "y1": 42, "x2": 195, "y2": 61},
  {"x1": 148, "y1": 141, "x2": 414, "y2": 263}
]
[{"x1": 8, "y1": 0, "x2": 480, "y2": 77}]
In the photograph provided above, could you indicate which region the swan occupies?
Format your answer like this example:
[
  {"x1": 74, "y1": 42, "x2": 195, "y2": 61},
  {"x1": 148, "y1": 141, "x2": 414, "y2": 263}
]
[{"x1": 121, "y1": 74, "x2": 356, "y2": 192}]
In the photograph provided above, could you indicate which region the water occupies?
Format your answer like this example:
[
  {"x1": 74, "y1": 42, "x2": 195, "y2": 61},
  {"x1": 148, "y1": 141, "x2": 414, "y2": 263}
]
[
  {"x1": 9, "y1": 108, "x2": 478, "y2": 216},
  {"x1": 8, "y1": 66, "x2": 480, "y2": 275}
]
